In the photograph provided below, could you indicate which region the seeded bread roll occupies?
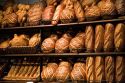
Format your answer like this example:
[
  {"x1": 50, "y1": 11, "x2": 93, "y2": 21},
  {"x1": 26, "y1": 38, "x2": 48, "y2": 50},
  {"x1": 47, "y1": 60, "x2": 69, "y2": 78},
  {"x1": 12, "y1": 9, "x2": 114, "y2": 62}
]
[
  {"x1": 70, "y1": 62, "x2": 86, "y2": 81},
  {"x1": 95, "y1": 56, "x2": 105, "y2": 82},
  {"x1": 104, "y1": 23, "x2": 114, "y2": 52},
  {"x1": 116, "y1": 56, "x2": 125, "y2": 82},
  {"x1": 105, "y1": 56, "x2": 115, "y2": 83},
  {"x1": 86, "y1": 57, "x2": 95, "y2": 82},
  {"x1": 85, "y1": 25, "x2": 94, "y2": 52},
  {"x1": 95, "y1": 25, "x2": 104, "y2": 52},
  {"x1": 114, "y1": 23, "x2": 125, "y2": 52}
]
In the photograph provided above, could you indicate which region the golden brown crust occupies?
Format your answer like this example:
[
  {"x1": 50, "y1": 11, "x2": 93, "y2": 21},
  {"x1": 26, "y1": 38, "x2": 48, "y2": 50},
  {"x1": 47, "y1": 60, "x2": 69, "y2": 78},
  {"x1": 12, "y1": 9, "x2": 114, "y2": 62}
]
[
  {"x1": 105, "y1": 56, "x2": 115, "y2": 82},
  {"x1": 114, "y1": 23, "x2": 125, "y2": 52},
  {"x1": 95, "y1": 25, "x2": 104, "y2": 52},
  {"x1": 85, "y1": 25, "x2": 94, "y2": 52},
  {"x1": 86, "y1": 57, "x2": 95, "y2": 82},
  {"x1": 116, "y1": 56, "x2": 125, "y2": 81},
  {"x1": 73, "y1": 0, "x2": 85, "y2": 22},
  {"x1": 104, "y1": 23, "x2": 114, "y2": 52},
  {"x1": 95, "y1": 56, "x2": 104, "y2": 82}
]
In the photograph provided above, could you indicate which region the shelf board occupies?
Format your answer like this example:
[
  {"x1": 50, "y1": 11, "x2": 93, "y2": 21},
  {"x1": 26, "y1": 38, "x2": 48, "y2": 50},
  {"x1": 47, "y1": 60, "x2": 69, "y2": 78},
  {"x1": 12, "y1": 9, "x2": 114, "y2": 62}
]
[
  {"x1": 1, "y1": 52, "x2": 125, "y2": 57},
  {"x1": 0, "y1": 18, "x2": 125, "y2": 30}
]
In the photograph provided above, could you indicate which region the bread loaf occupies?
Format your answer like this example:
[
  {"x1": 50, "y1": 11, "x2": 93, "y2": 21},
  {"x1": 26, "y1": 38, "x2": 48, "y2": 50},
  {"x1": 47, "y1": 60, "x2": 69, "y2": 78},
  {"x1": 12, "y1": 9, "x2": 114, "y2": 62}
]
[
  {"x1": 55, "y1": 61, "x2": 71, "y2": 82},
  {"x1": 0, "y1": 40, "x2": 10, "y2": 48},
  {"x1": 29, "y1": 33, "x2": 41, "y2": 47},
  {"x1": 42, "y1": 34, "x2": 58, "y2": 53},
  {"x1": 69, "y1": 32, "x2": 85, "y2": 53},
  {"x1": 104, "y1": 23, "x2": 114, "y2": 52},
  {"x1": 73, "y1": 0, "x2": 85, "y2": 22},
  {"x1": 52, "y1": 5, "x2": 64, "y2": 25},
  {"x1": 85, "y1": 3, "x2": 101, "y2": 21},
  {"x1": 116, "y1": 56, "x2": 125, "y2": 82},
  {"x1": 70, "y1": 62, "x2": 86, "y2": 81},
  {"x1": 115, "y1": 0, "x2": 125, "y2": 16},
  {"x1": 95, "y1": 56, "x2": 104, "y2": 82},
  {"x1": 60, "y1": 0, "x2": 75, "y2": 23},
  {"x1": 114, "y1": 23, "x2": 125, "y2": 52},
  {"x1": 42, "y1": 63, "x2": 58, "y2": 81},
  {"x1": 95, "y1": 25, "x2": 104, "y2": 52},
  {"x1": 86, "y1": 57, "x2": 95, "y2": 82},
  {"x1": 42, "y1": 6, "x2": 55, "y2": 21},
  {"x1": 105, "y1": 56, "x2": 115, "y2": 82},
  {"x1": 27, "y1": 3, "x2": 44, "y2": 26},
  {"x1": 85, "y1": 25, "x2": 94, "y2": 52},
  {"x1": 55, "y1": 33, "x2": 72, "y2": 53}
]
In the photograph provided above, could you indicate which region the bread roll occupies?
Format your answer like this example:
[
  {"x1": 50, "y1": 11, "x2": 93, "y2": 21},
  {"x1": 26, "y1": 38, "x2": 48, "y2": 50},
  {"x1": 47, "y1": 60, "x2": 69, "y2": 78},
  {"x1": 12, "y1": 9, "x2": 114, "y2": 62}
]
[
  {"x1": 95, "y1": 56, "x2": 104, "y2": 82},
  {"x1": 85, "y1": 25, "x2": 94, "y2": 52},
  {"x1": 85, "y1": 3, "x2": 101, "y2": 21},
  {"x1": 60, "y1": 0, "x2": 75, "y2": 23},
  {"x1": 27, "y1": 3, "x2": 44, "y2": 26},
  {"x1": 86, "y1": 57, "x2": 95, "y2": 82},
  {"x1": 95, "y1": 25, "x2": 104, "y2": 52},
  {"x1": 104, "y1": 23, "x2": 114, "y2": 52},
  {"x1": 29, "y1": 33, "x2": 41, "y2": 47},
  {"x1": 52, "y1": 5, "x2": 64, "y2": 25},
  {"x1": 46, "y1": 0, "x2": 57, "y2": 6},
  {"x1": 55, "y1": 33, "x2": 72, "y2": 53},
  {"x1": 42, "y1": 34, "x2": 58, "y2": 53},
  {"x1": 105, "y1": 56, "x2": 115, "y2": 82},
  {"x1": 42, "y1": 6, "x2": 55, "y2": 21},
  {"x1": 70, "y1": 62, "x2": 86, "y2": 81},
  {"x1": 114, "y1": 23, "x2": 125, "y2": 52},
  {"x1": 69, "y1": 32, "x2": 85, "y2": 53},
  {"x1": 55, "y1": 61, "x2": 71, "y2": 82},
  {"x1": 73, "y1": 0, "x2": 85, "y2": 22},
  {"x1": 0, "y1": 39, "x2": 10, "y2": 48},
  {"x1": 116, "y1": 56, "x2": 125, "y2": 82},
  {"x1": 42, "y1": 63, "x2": 58, "y2": 81},
  {"x1": 115, "y1": 0, "x2": 125, "y2": 16}
]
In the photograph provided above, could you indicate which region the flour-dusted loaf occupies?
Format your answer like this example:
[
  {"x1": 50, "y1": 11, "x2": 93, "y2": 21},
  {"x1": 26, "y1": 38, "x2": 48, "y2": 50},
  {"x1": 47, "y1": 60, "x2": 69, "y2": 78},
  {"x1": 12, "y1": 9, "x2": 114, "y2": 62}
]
[{"x1": 104, "y1": 23, "x2": 114, "y2": 52}]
